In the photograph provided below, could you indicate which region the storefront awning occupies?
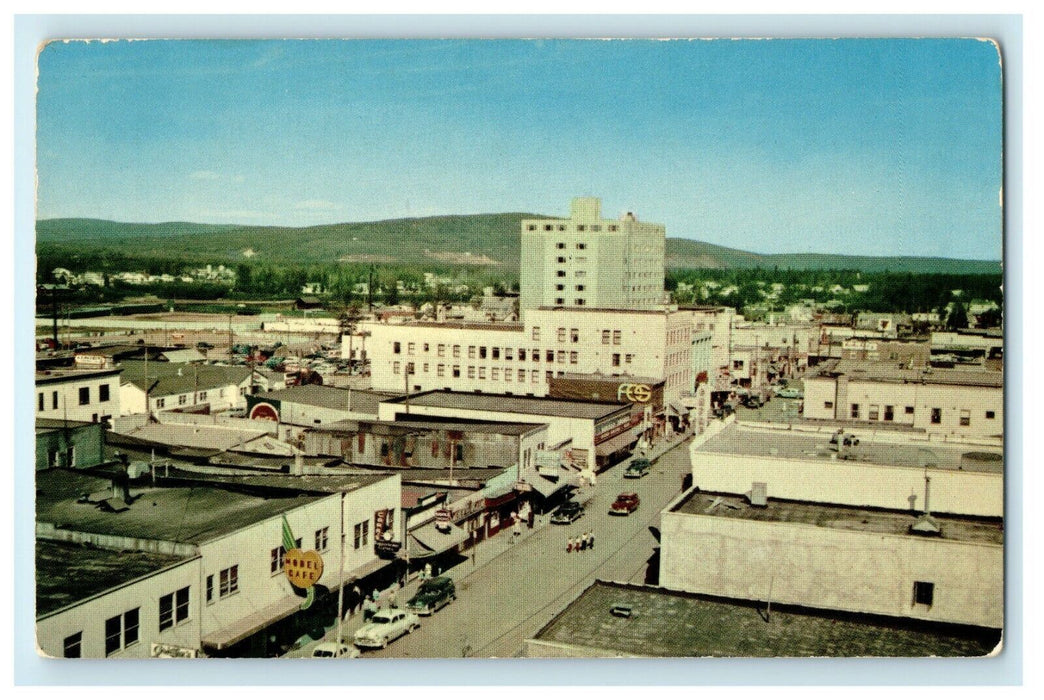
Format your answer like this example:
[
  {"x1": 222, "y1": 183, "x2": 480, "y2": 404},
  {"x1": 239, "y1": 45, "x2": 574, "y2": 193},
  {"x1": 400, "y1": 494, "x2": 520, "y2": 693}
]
[
  {"x1": 522, "y1": 470, "x2": 575, "y2": 499},
  {"x1": 669, "y1": 402, "x2": 691, "y2": 416},
  {"x1": 405, "y1": 521, "x2": 468, "y2": 559},
  {"x1": 595, "y1": 431, "x2": 637, "y2": 457},
  {"x1": 202, "y1": 594, "x2": 303, "y2": 651}
]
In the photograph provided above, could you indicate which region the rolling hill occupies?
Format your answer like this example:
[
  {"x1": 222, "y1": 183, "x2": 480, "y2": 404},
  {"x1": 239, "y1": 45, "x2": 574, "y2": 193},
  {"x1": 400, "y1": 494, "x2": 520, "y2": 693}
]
[{"x1": 36, "y1": 215, "x2": 1001, "y2": 275}]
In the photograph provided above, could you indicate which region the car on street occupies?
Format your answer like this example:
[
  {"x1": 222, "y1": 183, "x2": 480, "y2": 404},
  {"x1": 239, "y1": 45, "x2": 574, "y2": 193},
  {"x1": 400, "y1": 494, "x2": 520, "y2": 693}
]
[
  {"x1": 406, "y1": 576, "x2": 456, "y2": 615},
  {"x1": 550, "y1": 501, "x2": 585, "y2": 524},
  {"x1": 624, "y1": 458, "x2": 651, "y2": 479},
  {"x1": 609, "y1": 492, "x2": 641, "y2": 516},
  {"x1": 311, "y1": 642, "x2": 360, "y2": 658},
  {"x1": 353, "y1": 609, "x2": 420, "y2": 649}
]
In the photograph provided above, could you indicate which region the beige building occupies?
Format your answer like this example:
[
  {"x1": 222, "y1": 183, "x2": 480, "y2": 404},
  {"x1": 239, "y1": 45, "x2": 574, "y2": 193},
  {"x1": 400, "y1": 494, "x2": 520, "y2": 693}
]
[
  {"x1": 360, "y1": 307, "x2": 695, "y2": 408},
  {"x1": 519, "y1": 197, "x2": 665, "y2": 311},
  {"x1": 35, "y1": 367, "x2": 122, "y2": 424},
  {"x1": 803, "y1": 359, "x2": 1003, "y2": 439}
]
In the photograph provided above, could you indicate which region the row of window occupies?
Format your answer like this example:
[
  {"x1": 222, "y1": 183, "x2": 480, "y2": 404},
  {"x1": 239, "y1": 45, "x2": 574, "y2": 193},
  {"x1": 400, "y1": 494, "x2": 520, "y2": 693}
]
[
  {"x1": 839, "y1": 403, "x2": 996, "y2": 425},
  {"x1": 154, "y1": 387, "x2": 241, "y2": 409},
  {"x1": 555, "y1": 269, "x2": 587, "y2": 278},
  {"x1": 37, "y1": 384, "x2": 111, "y2": 411},
  {"x1": 526, "y1": 222, "x2": 619, "y2": 233},
  {"x1": 393, "y1": 350, "x2": 637, "y2": 378}
]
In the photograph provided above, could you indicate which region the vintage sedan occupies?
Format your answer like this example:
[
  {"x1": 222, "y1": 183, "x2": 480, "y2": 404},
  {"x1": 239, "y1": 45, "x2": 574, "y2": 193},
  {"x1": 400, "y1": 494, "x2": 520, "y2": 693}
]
[
  {"x1": 311, "y1": 642, "x2": 361, "y2": 658},
  {"x1": 353, "y1": 609, "x2": 420, "y2": 649},
  {"x1": 609, "y1": 492, "x2": 641, "y2": 515},
  {"x1": 624, "y1": 458, "x2": 651, "y2": 479},
  {"x1": 550, "y1": 501, "x2": 585, "y2": 524}
]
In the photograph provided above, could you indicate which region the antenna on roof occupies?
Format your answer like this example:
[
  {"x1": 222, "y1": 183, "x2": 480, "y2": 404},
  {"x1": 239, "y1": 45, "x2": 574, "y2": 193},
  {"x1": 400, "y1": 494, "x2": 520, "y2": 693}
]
[{"x1": 911, "y1": 451, "x2": 942, "y2": 536}]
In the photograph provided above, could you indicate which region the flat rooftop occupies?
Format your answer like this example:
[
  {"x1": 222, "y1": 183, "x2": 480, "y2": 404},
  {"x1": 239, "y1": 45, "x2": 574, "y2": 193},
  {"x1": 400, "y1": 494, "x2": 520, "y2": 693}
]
[
  {"x1": 37, "y1": 540, "x2": 196, "y2": 618},
  {"x1": 530, "y1": 580, "x2": 1000, "y2": 657},
  {"x1": 814, "y1": 359, "x2": 1002, "y2": 388},
  {"x1": 382, "y1": 390, "x2": 630, "y2": 420},
  {"x1": 253, "y1": 385, "x2": 399, "y2": 413},
  {"x1": 318, "y1": 417, "x2": 545, "y2": 436},
  {"x1": 36, "y1": 469, "x2": 331, "y2": 545},
  {"x1": 35, "y1": 367, "x2": 122, "y2": 384},
  {"x1": 165, "y1": 469, "x2": 394, "y2": 495},
  {"x1": 699, "y1": 423, "x2": 1003, "y2": 473},
  {"x1": 671, "y1": 490, "x2": 1003, "y2": 545},
  {"x1": 387, "y1": 320, "x2": 524, "y2": 332}
]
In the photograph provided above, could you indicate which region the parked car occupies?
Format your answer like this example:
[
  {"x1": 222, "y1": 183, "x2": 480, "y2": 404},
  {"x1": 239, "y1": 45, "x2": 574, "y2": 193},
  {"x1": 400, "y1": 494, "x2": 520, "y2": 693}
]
[
  {"x1": 610, "y1": 492, "x2": 641, "y2": 516},
  {"x1": 775, "y1": 387, "x2": 803, "y2": 399},
  {"x1": 353, "y1": 609, "x2": 420, "y2": 649},
  {"x1": 624, "y1": 458, "x2": 651, "y2": 479},
  {"x1": 829, "y1": 432, "x2": 860, "y2": 447},
  {"x1": 406, "y1": 576, "x2": 456, "y2": 616},
  {"x1": 550, "y1": 501, "x2": 585, "y2": 524},
  {"x1": 712, "y1": 404, "x2": 735, "y2": 419},
  {"x1": 741, "y1": 395, "x2": 764, "y2": 409},
  {"x1": 311, "y1": 642, "x2": 360, "y2": 658}
]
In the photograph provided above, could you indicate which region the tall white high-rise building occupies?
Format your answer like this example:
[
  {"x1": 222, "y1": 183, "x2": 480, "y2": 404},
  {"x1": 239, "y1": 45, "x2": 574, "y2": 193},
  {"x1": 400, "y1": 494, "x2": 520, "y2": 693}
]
[{"x1": 519, "y1": 197, "x2": 666, "y2": 311}]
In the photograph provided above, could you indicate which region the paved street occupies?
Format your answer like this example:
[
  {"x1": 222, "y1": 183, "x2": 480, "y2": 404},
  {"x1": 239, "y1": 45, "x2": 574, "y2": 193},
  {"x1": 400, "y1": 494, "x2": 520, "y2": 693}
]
[{"x1": 292, "y1": 432, "x2": 694, "y2": 659}]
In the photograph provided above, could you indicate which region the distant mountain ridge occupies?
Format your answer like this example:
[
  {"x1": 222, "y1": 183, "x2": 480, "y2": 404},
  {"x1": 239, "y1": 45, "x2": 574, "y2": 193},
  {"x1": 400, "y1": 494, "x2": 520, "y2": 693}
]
[{"x1": 36, "y1": 215, "x2": 1001, "y2": 274}]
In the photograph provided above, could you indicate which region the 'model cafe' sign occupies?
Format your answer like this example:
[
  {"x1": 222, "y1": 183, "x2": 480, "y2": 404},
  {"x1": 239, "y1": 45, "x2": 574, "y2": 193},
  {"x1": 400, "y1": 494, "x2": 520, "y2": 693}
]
[{"x1": 284, "y1": 549, "x2": 324, "y2": 589}]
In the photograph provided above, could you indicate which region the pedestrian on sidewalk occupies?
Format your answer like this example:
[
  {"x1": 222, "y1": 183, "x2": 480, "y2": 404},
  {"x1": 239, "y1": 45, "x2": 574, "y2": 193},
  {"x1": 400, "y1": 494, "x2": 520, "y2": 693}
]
[
  {"x1": 566, "y1": 537, "x2": 573, "y2": 553},
  {"x1": 579, "y1": 532, "x2": 588, "y2": 552},
  {"x1": 389, "y1": 581, "x2": 400, "y2": 608},
  {"x1": 363, "y1": 598, "x2": 377, "y2": 622},
  {"x1": 588, "y1": 531, "x2": 595, "y2": 550},
  {"x1": 423, "y1": 562, "x2": 432, "y2": 581},
  {"x1": 512, "y1": 518, "x2": 522, "y2": 543}
]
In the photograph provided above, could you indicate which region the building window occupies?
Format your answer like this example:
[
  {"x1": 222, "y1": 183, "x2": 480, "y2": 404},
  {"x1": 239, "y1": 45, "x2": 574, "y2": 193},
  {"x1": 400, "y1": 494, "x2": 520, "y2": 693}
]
[
  {"x1": 315, "y1": 526, "x2": 329, "y2": 552},
  {"x1": 612, "y1": 330, "x2": 622, "y2": 345},
  {"x1": 423, "y1": 343, "x2": 429, "y2": 353},
  {"x1": 159, "y1": 586, "x2": 190, "y2": 631},
  {"x1": 824, "y1": 401, "x2": 834, "y2": 409},
  {"x1": 556, "y1": 270, "x2": 566, "y2": 278},
  {"x1": 850, "y1": 404, "x2": 860, "y2": 419},
  {"x1": 557, "y1": 256, "x2": 566, "y2": 263},
  {"x1": 422, "y1": 363, "x2": 429, "y2": 373},
  {"x1": 532, "y1": 327, "x2": 540, "y2": 341},
  {"x1": 612, "y1": 354, "x2": 621, "y2": 367},
  {"x1": 492, "y1": 347, "x2": 500, "y2": 360},
  {"x1": 575, "y1": 271, "x2": 586, "y2": 278},
  {"x1": 884, "y1": 406, "x2": 894, "y2": 421},
  {"x1": 930, "y1": 408, "x2": 942, "y2": 424},
  {"x1": 546, "y1": 350, "x2": 554, "y2": 362},
  {"x1": 556, "y1": 284, "x2": 564, "y2": 291},
  {"x1": 219, "y1": 565, "x2": 239, "y2": 598},
  {"x1": 505, "y1": 348, "x2": 514, "y2": 361},
  {"x1": 504, "y1": 369, "x2": 512, "y2": 382},
  {"x1": 960, "y1": 410, "x2": 971, "y2": 427},
  {"x1": 437, "y1": 344, "x2": 445, "y2": 357},
  {"x1": 63, "y1": 632, "x2": 82, "y2": 658},
  {"x1": 518, "y1": 369, "x2": 526, "y2": 382},
  {"x1": 570, "y1": 351, "x2": 578, "y2": 364},
  {"x1": 544, "y1": 224, "x2": 553, "y2": 231},
  {"x1": 868, "y1": 405, "x2": 879, "y2": 421},
  {"x1": 405, "y1": 362, "x2": 415, "y2": 375},
  {"x1": 354, "y1": 520, "x2": 370, "y2": 549},
  {"x1": 575, "y1": 285, "x2": 585, "y2": 292},
  {"x1": 528, "y1": 224, "x2": 537, "y2": 231},
  {"x1": 557, "y1": 328, "x2": 566, "y2": 343},
  {"x1": 437, "y1": 364, "x2": 445, "y2": 377},
  {"x1": 609, "y1": 224, "x2": 618, "y2": 232},
  {"x1": 492, "y1": 368, "x2": 500, "y2": 380},
  {"x1": 913, "y1": 581, "x2": 935, "y2": 607},
  {"x1": 575, "y1": 299, "x2": 585, "y2": 306},
  {"x1": 602, "y1": 330, "x2": 610, "y2": 345},
  {"x1": 478, "y1": 367, "x2": 486, "y2": 379},
  {"x1": 453, "y1": 345, "x2": 461, "y2": 358},
  {"x1": 206, "y1": 575, "x2": 213, "y2": 604},
  {"x1": 156, "y1": 398, "x2": 166, "y2": 409},
  {"x1": 556, "y1": 242, "x2": 565, "y2": 249},
  {"x1": 555, "y1": 298, "x2": 565, "y2": 305},
  {"x1": 393, "y1": 361, "x2": 401, "y2": 375},
  {"x1": 531, "y1": 370, "x2": 540, "y2": 383},
  {"x1": 78, "y1": 387, "x2": 90, "y2": 405},
  {"x1": 577, "y1": 243, "x2": 587, "y2": 250},
  {"x1": 393, "y1": 342, "x2": 401, "y2": 354},
  {"x1": 479, "y1": 346, "x2": 488, "y2": 359},
  {"x1": 546, "y1": 370, "x2": 553, "y2": 382},
  {"x1": 557, "y1": 351, "x2": 566, "y2": 365},
  {"x1": 577, "y1": 225, "x2": 586, "y2": 232},
  {"x1": 52, "y1": 391, "x2": 58, "y2": 409},
  {"x1": 986, "y1": 410, "x2": 996, "y2": 419},
  {"x1": 467, "y1": 366, "x2": 475, "y2": 379},
  {"x1": 452, "y1": 366, "x2": 460, "y2": 378},
  {"x1": 38, "y1": 392, "x2": 43, "y2": 411},
  {"x1": 105, "y1": 608, "x2": 139, "y2": 656},
  {"x1": 905, "y1": 406, "x2": 915, "y2": 415},
  {"x1": 198, "y1": 391, "x2": 207, "y2": 401},
  {"x1": 178, "y1": 394, "x2": 187, "y2": 406},
  {"x1": 468, "y1": 346, "x2": 476, "y2": 359},
  {"x1": 407, "y1": 342, "x2": 415, "y2": 355}
]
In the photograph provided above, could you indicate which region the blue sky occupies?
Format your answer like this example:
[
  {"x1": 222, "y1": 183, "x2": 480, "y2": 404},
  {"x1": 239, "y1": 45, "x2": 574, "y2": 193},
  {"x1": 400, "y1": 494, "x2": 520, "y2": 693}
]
[{"x1": 36, "y1": 38, "x2": 1003, "y2": 259}]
